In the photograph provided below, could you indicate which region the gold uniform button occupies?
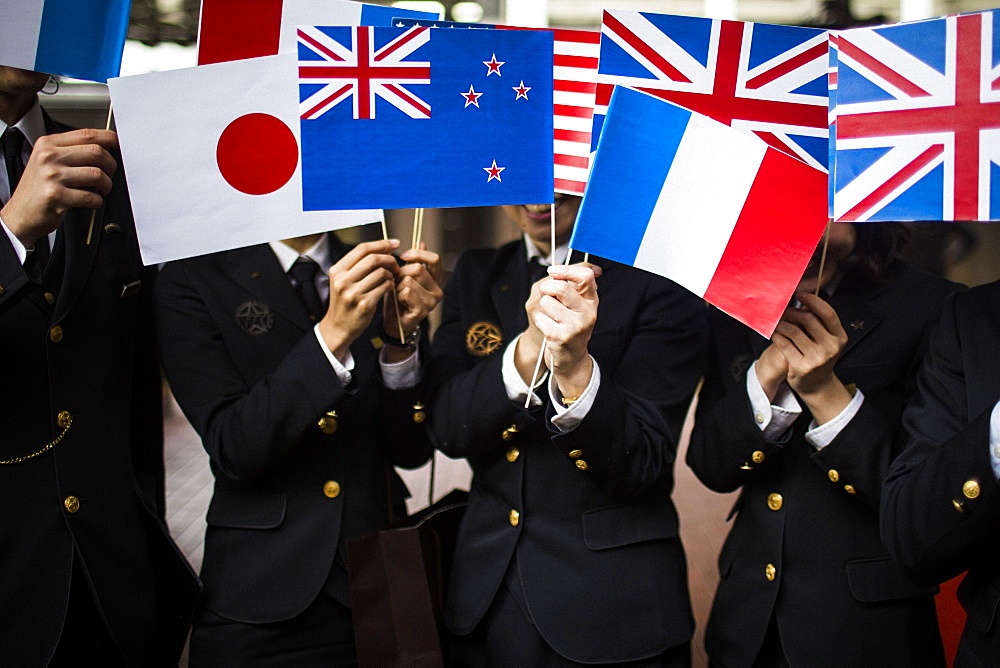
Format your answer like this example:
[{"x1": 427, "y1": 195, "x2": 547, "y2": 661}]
[
  {"x1": 844, "y1": 484, "x2": 856, "y2": 495},
  {"x1": 506, "y1": 447, "x2": 520, "y2": 463},
  {"x1": 568, "y1": 449, "x2": 583, "y2": 459},
  {"x1": 767, "y1": 493, "x2": 783, "y2": 511},
  {"x1": 740, "y1": 462, "x2": 753, "y2": 470},
  {"x1": 765, "y1": 564, "x2": 776, "y2": 581},
  {"x1": 56, "y1": 411, "x2": 73, "y2": 429},
  {"x1": 963, "y1": 479, "x2": 981, "y2": 500},
  {"x1": 575, "y1": 460, "x2": 588, "y2": 471},
  {"x1": 412, "y1": 402, "x2": 426, "y2": 424},
  {"x1": 318, "y1": 411, "x2": 338, "y2": 434},
  {"x1": 953, "y1": 500, "x2": 966, "y2": 513},
  {"x1": 63, "y1": 496, "x2": 80, "y2": 514},
  {"x1": 44, "y1": 292, "x2": 55, "y2": 305},
  {"x1": 323, "y1": 481, "x2": 341, "y2": 498},
  {"x1": 751, "y1": 450, "x2": 765, "y2": 464},
  {"x1": 509, "y1": 509, "x2": 520, "y2": 526},
  {"x1": 828, "y1": 469, "x2": 840, "y2": 483},
  {"x1": 0, "y1": 285, "x2": 5, "y2": 296},
  {"x1": 49, "y1": 326, "x2": 63, "y2": 343},
  {"x1": 501, "y1": 424, "x2": 518, "y2": 441}
]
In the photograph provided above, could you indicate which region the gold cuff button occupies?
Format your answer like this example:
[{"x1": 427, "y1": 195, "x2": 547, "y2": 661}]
[
  {"x1": 323, "y1": 480, "x2": 341, "y2": 498},
  {"x1": 44, "y1": 292, "x2": 55, "y2": 305},
  {"x1": 751, "y1": 450, "x2": 765, "y2": 464},
  {"x1": 844, "y1": 484, "x2": 856, "y2": 495},
  {"x1": 575, "y1": 460, "x2": 588, "y2": 471},
  {"x1": 0, "y1": 285, "x2": 4, "y2": 296},
  {"x1": 412, "y1": 402, "x2": 426, "y2": 424},
  {"x1": 318, "y1": 411, "x2": 338, "y2": 434},
  {"x1": 740, "y1": 462, "x2": 753, "y2": 470},
  {"x1": 953, "y1": 500, "x2": 965, "y2": 513},
  {"x1": 501, "y1": 424, "x2": 518, "y2": 441},
  {"x1": 963, "y1": 479, "x2": 981, "y2": 500},
  {"x1": 49, "y1": 326, "x2": 63, "y2": 343},
  {"x1": 509, "y1": 509, "x2": 520, "y2": 526},
  {"x1": 568, "y1": 449, "x2": 583, "y2": 459},
  {"x1": 64, "y1": 496, "x2": 80, "y2": 513},
  {"x1": 767, "y1": 493, "x2": 783, "y2": 511},
  {"x1": 765, "y1": 564, "x2": 776, "y2": 581},
  {"x1": 506, "y1": 447, "x2": 520, "y2": 463},
  {"x1": 828, "y1": 469, "x2": 840, "y2": 483},
  {"x1": 56, "y1": 411, "x2": 73, "y2": 429}
]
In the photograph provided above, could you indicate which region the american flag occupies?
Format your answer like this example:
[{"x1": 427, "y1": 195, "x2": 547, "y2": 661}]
[
  {"x1": 395, "y1": 19, "x2": 606, "y2": 196},
  {"x1": 596, "y1": 10, "x2": 829, "y2": 172},
  {"x1": 298, "y1": 25, "x2": 431, "y2": 120},
  {"x1": 833, "y1": 10, "x2": 1000, "y2": 222}
]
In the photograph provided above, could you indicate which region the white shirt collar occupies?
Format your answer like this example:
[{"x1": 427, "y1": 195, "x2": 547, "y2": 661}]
[
  {"x1": 1, "y1": 98, "x2": 47, "y2": 148},
  {"x1": 523, "y1": 234, "x2": 569, "y2": 267},
  {"x1": 269, "y1": 233, "x2": 332, "y2": 274}
]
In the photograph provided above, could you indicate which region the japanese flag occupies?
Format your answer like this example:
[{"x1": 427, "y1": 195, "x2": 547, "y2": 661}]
[{"x1": 109, "y1": 54, "x2": 380, "y2": 265}]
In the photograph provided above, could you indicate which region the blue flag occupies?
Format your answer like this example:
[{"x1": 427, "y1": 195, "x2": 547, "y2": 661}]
[{"x1": 298, "y1": 26, "x2": 554, "y2": 210}]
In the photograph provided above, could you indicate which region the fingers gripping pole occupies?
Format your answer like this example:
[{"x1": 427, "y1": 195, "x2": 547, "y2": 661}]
[{"x1": 381, "y1": 219, "x2": 406, "y2": 342}]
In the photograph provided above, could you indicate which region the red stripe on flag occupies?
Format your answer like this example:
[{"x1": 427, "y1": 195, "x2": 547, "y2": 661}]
[
  {"x1": 555, "y1": 79, "x2": 598, "y2": 95},
  {"x1": 198, "y1": 0, "x2": 283, "y2": 65},
  {"x1": 702, "y1": 149, "x2": 828, "y2": 338},
  {"x1": 555, "y1": 54, "x2": 600, "y2": 69},
  {"x1": 603, "y1": 12, "x2": 692, "y2": 84},
  {"x1": 555, "y1": 104, "x2": 594, "y2": 119},
  {"x1": 555, "y1": 154, "x2": 590, "y2": 168},
  {"x1": 553, "y1": 29, "x2": 601, "y2": 45},
  {"x1": 745, "y1": 41, "x2": 827, "y2": 90},
  {"x1": 303, "y1": 84, "x2": 352, "y2": 119},
  {"x1": 555, "y1": 128, "x2": 592, "y2": 144},
  {"x1": 375, "y1": 27, "x2": 427, "y2": 62},
  {"x1": 384, "y1": 83, "x2": 430, "y2": 117},
  {"x1": 555, "y1": 177, "x2": 587, "y2": 194},
  {"x1": 595, "y1": 83, "x2": 614, "y2": 106},
  {"x1": 838, "y1": 39, "x2": 931, "y2": 98},
  {"x1": 840, "y1": 144, "x2": 944, "y2": 221},
  {"x1": 297, "y1": 30, "x2": 346, "y2": 62},
  {"x1": 993, "y1": 73, "x2": 1000, "y2": 91}
]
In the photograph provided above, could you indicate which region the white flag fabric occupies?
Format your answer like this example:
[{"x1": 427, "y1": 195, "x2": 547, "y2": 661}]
[{"x1": 109, "y1": 53, "x2": 381, "y2": 265}]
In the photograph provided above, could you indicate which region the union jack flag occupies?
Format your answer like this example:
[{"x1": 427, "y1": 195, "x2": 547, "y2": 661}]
[
  {"x1": 298, "y1": 26, "x2": 431, "y2": 120},
  {"x1": 597, "y1": 10, "x2": 829, "y2": 171},
  {"x1": 833, "y1": 10, "x2": 1000, "y2": 222}
]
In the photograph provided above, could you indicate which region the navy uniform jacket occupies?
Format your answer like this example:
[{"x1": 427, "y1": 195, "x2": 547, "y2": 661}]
[
  {"x1": 688, "y1": 261, "x2": 959, "y2": 667},
  {"x1": 0, "y1": 113, "x2": 199, "y2": 665},
  {"x1": 427, "y1": 239, "x2": 706, "y2": 663},
  {"x1": 155, "y1": 235, "x2": 433, "y2": 622},
  {"x1": 883, "y1": 280, "x2": 1000, "y2": 666}
]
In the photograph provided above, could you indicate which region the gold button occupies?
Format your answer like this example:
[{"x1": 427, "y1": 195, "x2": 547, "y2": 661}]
[
  {"x1": 44, "y1": 292, "x2": 55, "y2": 305},
  {"x1": 103, "y1": 222, "x2": 121, "y2": 234},
  {"x1": 751, "y1": 450, "x2": 765, "y2": 464},
  {"x1": 953, "y1": 499, "x2": 965, "y2": 513},
  {"x1": 49, "y1": 326, "x2": 63, "y2": 343},
  {"x1": 844, "y1": 484, "x2": 856, "y2": 495},
  {"x1": 509, "y1": 509, "x2": 519, "y2": 526},
  {"x1": 765, "y1": 564, "x2": 776, "y2": 581},
  {"x1": 412, "y1": 402, "x2": 426, "y2": 424},
  {"x1": 828, "y1": 469, "x2": 840, "y2": 483},
  {"x1": 755, "y1": 413, "x2": 764, "y2": 424},
  {"x1": 323, "y1": 480, "x2": 341, "y2": 498},
  {"x1": 963, "y1": 479, "x2": 980, "y2": 500},
  {"x1": 568, "y1": 449, "x2": 583, "y2": 459},
  {"x1": 318, "y1": 411, "x2": 338, "y2": 434},
  {"x1": 575, "y1": 459, "x2": 588, "y2": 471},
  {"x1": 0, "y1": 285, "x2": 5, "y2": 296},
  {"x1": 56, "y1": 411, "x2": 73, "y2": 429},
  {"x1": 740, "y1": 463, "x2": 753, "y2": 470},
  {"x1": 64, "y1": 496, "x2": 80, "y2": 513},
  {"x1": 506, "y1": 447, "x2": 519, "y2": 463},
  {"x1": 767, "y1": 493, "x2": 783, "y2": 511},
  {"x1": 502, "y1": 424, "x2": 518, "y2": 441}
]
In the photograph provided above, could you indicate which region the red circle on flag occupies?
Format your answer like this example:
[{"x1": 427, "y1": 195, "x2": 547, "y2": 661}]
[{"x1": 216, "y1": 113, "x2": 298, "y2": 195}]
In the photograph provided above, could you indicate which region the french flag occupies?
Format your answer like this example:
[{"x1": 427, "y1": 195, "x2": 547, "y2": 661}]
[
  {"x1": 571, "y1": 87, "x2": 828, "y2": 338},
  {"x1": 0, "y1": 0, "x2": 130, "y2": 83}
]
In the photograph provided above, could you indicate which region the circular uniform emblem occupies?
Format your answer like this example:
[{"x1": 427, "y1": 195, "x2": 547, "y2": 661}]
[
  {"x1": 466, "y1": 321, "x2": 503, "y2": 357},
  {"x1": 235, "y1": 301, "x2": 274, "y2": 335}
]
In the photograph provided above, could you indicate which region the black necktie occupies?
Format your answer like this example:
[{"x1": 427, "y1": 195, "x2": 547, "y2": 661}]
[
  {"x1": 2, "y1": 126, "x2": 26, "y2": 201},
  {"x1": 529, "y1": 257, "x2": 549, "y2": 284},
  {"x1": 289, "y1": 257, "x2": 325, "y2": 322}
]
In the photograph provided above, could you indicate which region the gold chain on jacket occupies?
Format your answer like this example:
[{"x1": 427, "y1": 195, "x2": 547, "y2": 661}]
[{"x1": 0, "y1": 412, "x2": 73, "y2": 465}]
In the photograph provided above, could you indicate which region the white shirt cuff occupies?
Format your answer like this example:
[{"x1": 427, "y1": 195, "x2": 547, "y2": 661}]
[
  {"x1": 989, "y1": 400, "x2": 1000, "y2": 479},
  {"x1": 548, "y1": 357, "x2": 600, "y2": 433},
  {"x1": 503, "y1": 332, "x2": 547, "y2": 407},
  {"x1": 1, "y1": 216, "x2": 28, "y2": 265},
  {"x1": 747, "y1": 362, "x2": 801, "y2": 442},
  {"x1": 804, "y1": 388, "x2": 865, "y2": 450},
  {"x1": 378, "y1": 345, "x2": 421, "y2": 390},
  {"x1": 313, "y1": 324, "x2": 354, "y2": 388}
]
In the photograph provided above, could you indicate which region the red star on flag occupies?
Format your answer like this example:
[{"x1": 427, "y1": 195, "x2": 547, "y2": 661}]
[
  {"x1": 483, "y1": 53, "x2": 504, "y2": 76},
  {"x1": 461, "y1": 84, "x2": 483, "y2": 108},
  {"x1": 513, "y1": 80, "x2": 530, "y2": 100},
  {"x1": 484, "y1": 159, "x2": 505, "y2": 182}
]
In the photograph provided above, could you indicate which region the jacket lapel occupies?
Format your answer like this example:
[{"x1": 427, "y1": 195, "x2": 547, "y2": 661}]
[
  {"x1": 490, "y1": 242, "x2": 531, "y2": 337},
  {"x1": 829, "y1": 275, "x2": 885, "y2": 363},
  {"x1": 51, "y1": 205, "x2": 101, "y2": 324},
  {"x1": 229, "y1": 244, "x2": 312, "y2": 332}
]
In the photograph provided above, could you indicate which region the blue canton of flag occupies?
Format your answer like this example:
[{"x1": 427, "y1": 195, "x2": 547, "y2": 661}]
[{"x1": 299, "y1": 26, "x2": 554, "y2": 210}]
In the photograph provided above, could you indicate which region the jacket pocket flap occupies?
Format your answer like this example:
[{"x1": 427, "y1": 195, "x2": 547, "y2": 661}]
[
  {"x1": 846, "y1": 557, "x2": 939, "y2": 603},
  {"x1": 583, "y1": 502, "x2": 677, "y2": 551},
  {"x1": 206, "y1": 491, "x2": 286, "y2": 529}
]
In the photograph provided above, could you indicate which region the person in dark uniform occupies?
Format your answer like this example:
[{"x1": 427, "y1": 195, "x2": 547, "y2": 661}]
[
  {"x1": 687, "y1": 222, "x2": 961, "y2": 667},
  {"x1": 428, "y1": 194, "x2": 706, "y2": 665},
  {"x1": 155, "y1": 231, "x2": 442, "y2": 666},
  {"x1": 882, "y1": 279, "x2": 1000, "y2": 667},
  {"x1": 0, "y1": 66, "x2": 199, "y2": 665}
]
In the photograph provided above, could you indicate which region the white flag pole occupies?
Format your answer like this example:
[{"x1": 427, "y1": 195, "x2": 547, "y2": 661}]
[{"x1": 86, "y1": 102, "x2": 114, "y2": 245}]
